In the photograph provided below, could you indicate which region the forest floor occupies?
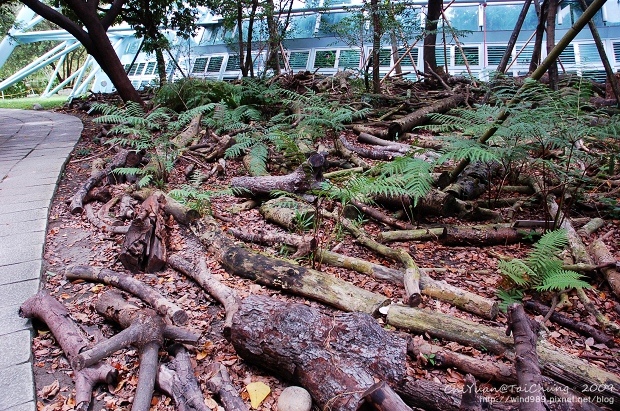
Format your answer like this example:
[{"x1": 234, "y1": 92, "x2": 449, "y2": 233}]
[{"x1": 29, "y1": 83, "x2": 620, "y2": 411}]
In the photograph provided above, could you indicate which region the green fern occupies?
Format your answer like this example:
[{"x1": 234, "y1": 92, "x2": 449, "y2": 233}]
[
  {"x1": 497, "y1": 230, "x2": 591, "y2": 309},
  {"x1": 318, "y1": 156, "x2": 433, "y2": 208}
]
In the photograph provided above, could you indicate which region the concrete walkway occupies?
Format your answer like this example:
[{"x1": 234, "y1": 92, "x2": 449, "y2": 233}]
[{"x1": 0, "y1": 109, "x2": 82, "y2": 411}]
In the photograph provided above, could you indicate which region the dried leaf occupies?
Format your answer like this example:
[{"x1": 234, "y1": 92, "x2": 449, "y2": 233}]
[
  {"x1": 38, "y1": 379, "x2": 60, "y2": 399},
  {"x1": 246, "y1": 381, "x2": 270, "y2": 409}
]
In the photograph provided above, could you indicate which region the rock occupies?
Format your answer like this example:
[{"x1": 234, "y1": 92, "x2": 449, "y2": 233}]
[
  {"x1": 32, "y1": 103, "x2": 43, "y2": 110},
  {"x1": 277, "y1": 386, "x2": 312, "y2": 411}
]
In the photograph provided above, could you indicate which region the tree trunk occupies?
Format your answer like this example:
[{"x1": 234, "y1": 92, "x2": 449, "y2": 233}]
[
  {"x1": 371, "y1": 0, "x2": 382, "y2": 94},
  {"x1": 423, "y1": 0, "x2": 442, "y2": 78},
  {"x1": 546, "y1": 0, "x2": 559, "y2": 90},
  {"x1": 529, "y1": 0, "x2": 549, "y2": 73},
  {"x1": 230, "y1": 295, "x2": 408, "y2": 411},
  {"x1": 497, "y1": 0, "x2": 533, "y2": 73}
]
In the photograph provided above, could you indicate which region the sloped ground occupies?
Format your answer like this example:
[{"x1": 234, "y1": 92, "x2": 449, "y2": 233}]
[{"x1": 30, "y1": 84, "x2": 620, "y2": 411}]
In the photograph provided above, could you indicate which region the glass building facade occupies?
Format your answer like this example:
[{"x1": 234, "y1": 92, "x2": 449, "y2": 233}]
[{"x1": 119, "y1": 0, "x2": 620, "y2": 88}]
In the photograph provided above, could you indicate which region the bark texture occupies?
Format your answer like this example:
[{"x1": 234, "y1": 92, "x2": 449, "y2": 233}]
[
  {"x1": 229, "y1": 295, "x2": 408, "y2": 411},
  {"x1": 506, "y1": 304, "x2": 546, "y2": 410}
]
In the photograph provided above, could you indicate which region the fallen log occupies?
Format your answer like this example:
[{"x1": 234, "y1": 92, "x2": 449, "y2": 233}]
[
  {"x1": 70, "y1": 149, "x2": 132, "y2": 214},
  {"x1": 577, "y1": 218, "x2": 605, "y2": 236},
  {"x1": 172, "y1": 114, "x2": 203, "y2": 148},
  {"x1": 204, "y1": 362, "x2": 249, "y2": 411},
  {"x1": 19, "y1": 290, "x2": 119, "y2": 411},
  {"x1": 359, "y1": 381, "x2": 413, "y2": 411},
  {"x1": 157, "y1": 344, "x2": 209, "y2": 411},
  {"x1": 352, "y1": 124, "x2": 390, "y2": 139},
  {"x1": 351, "y1": 199, "x2": 415, "y2": 230},
  {"x1": 324, "y1": 210, "x2": 422, "y2": 307},
  {"x1": 338, "y1": 135, "x2": 403, "y2": 160},
  {"x1": 133, "y1": 189, "x2": 200, "y2": 226},
  {"x1": 227, "y1": 227, "x2": 316, "y2": 258},
  {"x1": 120, "y1": 193, "x2": 167, "y2": 273},
  {"x1": 589, "y1": 236, "x2": 620, "y2": 299},
  {"x1": 230, "y1": 153, "x2": 325, "y2": 197},
  {"x1": 523, "y1": 300, "x2": 614, "y2": 347},
  {"x1": 334, "y1": 134, "x2": 372, "y2": 170},
  {"x1": 357, "y1": 132, "x2": 412, "y2": 153},
  {"x1": 315, "y1": 248, "x2": 498, "y2": 319},
  {"x1": 506, "y1": 304, "x2": 547, "y2": 410},
  {"x1": 379, "y1": 224, "x2": 542, "y2": 246},
  {"x1": 230, "y1": 295, "x2": 408, "y2": 411},
  {"x1": 388, "y1": 94, "x2": 465, "y2": 139},
  {"x1": 84, "y1": 203, "x2": 129, "y2": 234},
  {"x1": 76, "y1": 290, "x2": 166, "y2": 411},
  {"x1": 459, "y1": 374, "x2": 482, "y2": 411},
  {"x1": 440, "y1": 224, "x2": 542, "y2": 246},
  {"x1": 547, "y1": 195, "x2": 620, "y2": 335},
  {"x1": 65, "y1": 265, "x2": 188, "y2": 325},
  {"x1": 190, "y1": 216, "x2": 390, "y2": 315},
  {"x1": 385, "y1": 304, "x2": 620, "y2": 403},
  {"x1": 259, "y1": 196, "x2": 315, "y2": 231},
  {"x1": 409, "y1": 337, "x2": 516, "y2": 384},
  {"x1": 409, "y1": 338, "x2": 606, "y2": 411},
  {"x1": 442, "y1": 161, "x2": 503, "y2": 199},
  {"x1": 378, "y1": 227, "x2": 445, "y2": 242},
  {"x1": 168, "y1": 254, "x2": 241, "y2": 336}
]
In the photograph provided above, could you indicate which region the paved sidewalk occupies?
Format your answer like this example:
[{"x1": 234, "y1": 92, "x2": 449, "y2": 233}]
[{"x1": 0, "y1": 109, "x2": 82, "y2": 411}]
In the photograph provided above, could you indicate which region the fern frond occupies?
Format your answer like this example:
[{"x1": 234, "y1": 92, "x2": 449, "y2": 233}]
[
  {"x1": 535, "y1": 270, "x2": 591, "y2": 292},
  {"x1": 247, "y1": 143, "x2": 269, "y2": 176},
  {"x1": 498, "y1": 259, "x2": 534, "y2": 286},
  {"x1": 526, "y1": 229, "x2": 569, "y2": 272}
]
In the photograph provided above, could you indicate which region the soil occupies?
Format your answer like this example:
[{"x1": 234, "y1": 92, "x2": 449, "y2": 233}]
[{"x1": 28, "y1": 90, "x2": 620, "y2": 411}]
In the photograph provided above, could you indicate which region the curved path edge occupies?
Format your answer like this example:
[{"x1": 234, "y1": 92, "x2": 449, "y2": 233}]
[{"x1": 0, "y1": 108, "x2": 82, "y2": 411}]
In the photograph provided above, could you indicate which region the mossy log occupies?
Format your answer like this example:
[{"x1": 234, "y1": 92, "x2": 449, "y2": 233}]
[
  {"x1": 378, "y1": 227, "x2": 445, "y2": 242},
  {"x1": 230, "y1": 295, "x2": 408, "y2": 411},
  {"x1": 259, "y1": 196, "x2": 315, "y2": 230},
  {"x1": 385, "y1": 304, "x2": 620, "y2": 404},
  {"x1": 315, "y1": 249, "x2": 498, "y2": 319},
  {"x1": 324, "y1": 211, "x2": 422, "y2": 307},
  {"x1": 190, "y1": 216, "x2": 390, "y2": 315}
]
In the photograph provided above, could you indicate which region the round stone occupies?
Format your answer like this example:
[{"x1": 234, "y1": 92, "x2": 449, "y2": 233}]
[{"x1": 277, "y1": 386, "x2": 312, "y2": 411}]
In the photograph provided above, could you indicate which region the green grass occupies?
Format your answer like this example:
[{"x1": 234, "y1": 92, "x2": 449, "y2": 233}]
[{"x1": 0, "y1": 95, "x2": 68, "y2": 110}]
